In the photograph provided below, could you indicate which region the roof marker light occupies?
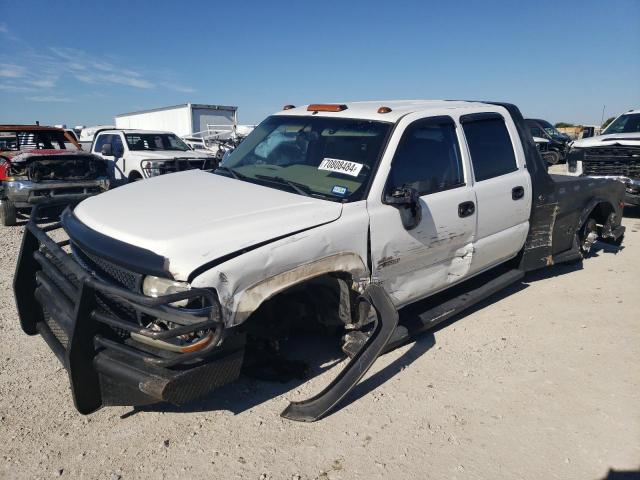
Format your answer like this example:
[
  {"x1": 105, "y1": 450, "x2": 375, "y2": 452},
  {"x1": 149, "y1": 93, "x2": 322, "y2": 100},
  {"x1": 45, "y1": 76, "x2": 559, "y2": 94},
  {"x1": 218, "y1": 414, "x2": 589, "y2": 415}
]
[
  {"x1": 377, "y1": 106, "x2": 392, "y2": 114},
  {"x1": 307, "y1": 104, "x2": 348, "y2": 112},
  {"x1": 283, "y1": 105, "x2": 296, "y2": 110}
]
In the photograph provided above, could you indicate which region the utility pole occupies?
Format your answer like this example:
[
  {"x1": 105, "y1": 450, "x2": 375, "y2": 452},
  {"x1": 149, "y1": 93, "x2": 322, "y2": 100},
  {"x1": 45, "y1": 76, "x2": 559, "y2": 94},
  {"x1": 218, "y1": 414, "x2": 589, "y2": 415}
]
[{"x1": 601, "y1": 105, "x2": 606, "y2": 126}]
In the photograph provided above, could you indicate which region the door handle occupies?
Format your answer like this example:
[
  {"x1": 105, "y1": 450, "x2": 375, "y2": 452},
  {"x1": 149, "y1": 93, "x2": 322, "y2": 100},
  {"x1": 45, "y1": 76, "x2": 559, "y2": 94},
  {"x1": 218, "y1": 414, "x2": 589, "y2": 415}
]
[
  {"x1": 458, "y1": 201, "x2": 475, "y2": 218},
  {"x1": 512, "y1": 186, "x2": 525, "y2": 200}
]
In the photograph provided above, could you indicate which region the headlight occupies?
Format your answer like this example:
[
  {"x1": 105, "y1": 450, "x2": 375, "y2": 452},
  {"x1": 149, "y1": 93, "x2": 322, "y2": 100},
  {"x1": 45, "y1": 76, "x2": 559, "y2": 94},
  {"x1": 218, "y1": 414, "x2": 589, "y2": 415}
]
[
  {"x1": 141, "y1": 160, "x2": 164, "y2": 177},
  {"x1": 142, "y1": 275, "x2": 191, "y2": 307}
]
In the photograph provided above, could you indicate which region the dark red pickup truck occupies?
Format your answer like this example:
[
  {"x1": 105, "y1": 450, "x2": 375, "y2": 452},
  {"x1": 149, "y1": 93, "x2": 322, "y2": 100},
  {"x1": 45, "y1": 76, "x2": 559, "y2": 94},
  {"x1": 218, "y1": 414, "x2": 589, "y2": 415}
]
[{"x1": 0, "y1": 125, "x2": 110, "y2": 226}]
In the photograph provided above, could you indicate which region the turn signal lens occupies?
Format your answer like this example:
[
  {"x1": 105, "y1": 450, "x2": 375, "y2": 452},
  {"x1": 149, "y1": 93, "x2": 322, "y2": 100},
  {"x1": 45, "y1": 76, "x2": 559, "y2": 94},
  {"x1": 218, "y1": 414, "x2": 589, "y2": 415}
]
[
  {"x1": 307, "y1": 104, "x2": 347, "y2": 112},
  {"x1": 377, "y1": 106, "x2": 392, "y2": 113},
  {"x1": 180, "y1": 333, "x2": 215, "y2": 353}
]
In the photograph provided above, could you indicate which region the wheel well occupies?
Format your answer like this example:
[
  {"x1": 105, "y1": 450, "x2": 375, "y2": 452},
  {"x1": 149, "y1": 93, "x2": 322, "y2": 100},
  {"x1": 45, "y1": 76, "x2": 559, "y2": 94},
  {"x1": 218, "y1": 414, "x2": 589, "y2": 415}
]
[
  {"x1": 128, "y1": 170, "x2": 143, "y2": 181},
  {"x1": 242, "y1": 272, "x2": 358, "y2": 333},
  {"x1": 588, "y1": 202, "x2": 615, "y2": 226}
]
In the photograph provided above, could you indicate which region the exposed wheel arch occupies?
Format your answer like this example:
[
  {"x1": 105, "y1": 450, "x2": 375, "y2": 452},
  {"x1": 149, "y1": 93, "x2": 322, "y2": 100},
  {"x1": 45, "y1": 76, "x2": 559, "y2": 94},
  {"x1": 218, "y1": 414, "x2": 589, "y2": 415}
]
[
  {"x1": 230, "y1": 252, "x2": 368, "y2": 326},
  {"x1": 128, "y1": 170, "x2": 143, "y2": 182}
]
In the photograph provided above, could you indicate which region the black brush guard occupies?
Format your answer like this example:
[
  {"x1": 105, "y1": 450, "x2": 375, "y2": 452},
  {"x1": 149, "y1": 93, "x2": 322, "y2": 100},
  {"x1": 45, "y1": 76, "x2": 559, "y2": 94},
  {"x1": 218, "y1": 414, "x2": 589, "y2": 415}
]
[{"x1": 13, "y1": 219, "x2": 244, "y2": 414}]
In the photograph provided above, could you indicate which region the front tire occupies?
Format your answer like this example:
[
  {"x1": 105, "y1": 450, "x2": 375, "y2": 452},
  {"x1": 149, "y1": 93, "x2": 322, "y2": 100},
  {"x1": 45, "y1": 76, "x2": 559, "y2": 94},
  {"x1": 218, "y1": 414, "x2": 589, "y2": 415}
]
[
  {"x1": 0, "y1": 199, "x2": 17, "y2": 226},
  {"x1": 545, "y1": 151, "x2": 561, "y2": 165},
  {"x1": 128, "y1": 171, "x2": 143, "y2": 182}
]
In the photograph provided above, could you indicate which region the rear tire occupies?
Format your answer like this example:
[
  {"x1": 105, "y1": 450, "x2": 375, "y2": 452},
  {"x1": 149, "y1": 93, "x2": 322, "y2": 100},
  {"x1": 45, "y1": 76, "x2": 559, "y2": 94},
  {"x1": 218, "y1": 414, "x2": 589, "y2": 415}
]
[
  {"x1": 0, "y1": 199, "x2": 17, "y2": 226},
  {"x1": 579, "y1": 218, "x2": 598, "y2": 257}
]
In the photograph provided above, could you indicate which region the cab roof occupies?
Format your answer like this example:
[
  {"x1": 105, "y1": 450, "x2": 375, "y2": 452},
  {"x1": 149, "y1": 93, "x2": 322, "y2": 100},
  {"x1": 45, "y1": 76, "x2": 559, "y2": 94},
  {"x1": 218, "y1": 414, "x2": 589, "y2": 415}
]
[
  {"x1": 272, "y1": 100, "x2": 500, "y2": 122},
  {"x1": 0, "y1": 124, "x2": 65, "y2": 131},
  {"x1": 98, "y1": 129, "x2": 174, "y2": 135}
]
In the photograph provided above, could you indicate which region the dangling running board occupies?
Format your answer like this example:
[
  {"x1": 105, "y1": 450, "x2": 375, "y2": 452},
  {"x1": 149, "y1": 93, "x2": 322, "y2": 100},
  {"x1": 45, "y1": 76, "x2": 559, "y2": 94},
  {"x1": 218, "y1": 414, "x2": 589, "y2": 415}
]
[{"x1": 281, "y1": 284, "x2": 399, "y2": 422}]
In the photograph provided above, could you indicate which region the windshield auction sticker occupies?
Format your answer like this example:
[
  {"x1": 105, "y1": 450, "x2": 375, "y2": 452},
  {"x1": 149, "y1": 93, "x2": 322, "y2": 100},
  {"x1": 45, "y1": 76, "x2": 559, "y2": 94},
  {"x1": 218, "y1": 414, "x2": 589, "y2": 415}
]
[{"x1": 318, "y1": 158, "x2": 363, "y2": 177}]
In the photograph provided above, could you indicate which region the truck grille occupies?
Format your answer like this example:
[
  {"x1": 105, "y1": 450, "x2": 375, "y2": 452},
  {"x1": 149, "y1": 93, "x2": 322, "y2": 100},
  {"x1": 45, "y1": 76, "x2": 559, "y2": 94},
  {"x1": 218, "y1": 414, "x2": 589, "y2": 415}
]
[
  {"x1": 71, "y1": 245, "x2": 141, "y2": 326},
  {"x1": 72, "y1": 246, "x2": 142, "y2": 292},
  {"x1": 582, "y1": 146, "x2": 640, "y2": 178}
]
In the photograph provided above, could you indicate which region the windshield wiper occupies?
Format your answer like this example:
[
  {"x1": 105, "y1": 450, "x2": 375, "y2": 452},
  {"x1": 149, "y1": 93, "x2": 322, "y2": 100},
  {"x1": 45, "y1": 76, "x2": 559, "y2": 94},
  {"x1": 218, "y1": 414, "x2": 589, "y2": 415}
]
[
  {"x1": 216, "y1": 165, "x2": 248, "y2": 180},
  {"x1": 255, "y1": 176, "x2": 336, "y2": 200},
  {"x1": 254, "y1": 174, "x2": 313, "y2": 197}
]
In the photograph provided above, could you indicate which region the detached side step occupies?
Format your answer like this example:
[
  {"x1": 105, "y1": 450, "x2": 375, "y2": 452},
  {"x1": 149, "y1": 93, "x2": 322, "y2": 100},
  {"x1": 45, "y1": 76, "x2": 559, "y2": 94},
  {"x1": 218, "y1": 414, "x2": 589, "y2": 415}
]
[
  {"x1": 385, "y1": 268, "x2": 524, "y2": 352},
  {"x1": 281, "y1": 284, "x2": 398, "y2": 422}
]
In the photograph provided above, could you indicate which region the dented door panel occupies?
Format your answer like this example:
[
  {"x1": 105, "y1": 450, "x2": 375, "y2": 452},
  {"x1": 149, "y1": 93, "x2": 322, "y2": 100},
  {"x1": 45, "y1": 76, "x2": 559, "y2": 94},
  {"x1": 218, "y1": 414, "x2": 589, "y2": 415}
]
[{"x1": 368, "y1": 186, "x2": 477, "y2": 307}]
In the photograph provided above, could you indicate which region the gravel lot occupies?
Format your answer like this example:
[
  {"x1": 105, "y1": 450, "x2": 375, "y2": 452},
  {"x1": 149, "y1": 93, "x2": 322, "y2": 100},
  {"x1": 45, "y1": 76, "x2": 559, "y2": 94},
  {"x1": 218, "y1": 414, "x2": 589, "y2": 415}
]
[{"x1": 1, "y1": 202, "x2": 639, "y2": 479}]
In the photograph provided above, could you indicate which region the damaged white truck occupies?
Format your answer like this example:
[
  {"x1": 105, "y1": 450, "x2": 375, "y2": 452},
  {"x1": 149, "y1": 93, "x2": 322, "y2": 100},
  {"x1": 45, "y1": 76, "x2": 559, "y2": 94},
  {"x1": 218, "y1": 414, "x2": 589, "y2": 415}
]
[{"x1": 14, "y1": 101, "x2": 626, "y2": 421}]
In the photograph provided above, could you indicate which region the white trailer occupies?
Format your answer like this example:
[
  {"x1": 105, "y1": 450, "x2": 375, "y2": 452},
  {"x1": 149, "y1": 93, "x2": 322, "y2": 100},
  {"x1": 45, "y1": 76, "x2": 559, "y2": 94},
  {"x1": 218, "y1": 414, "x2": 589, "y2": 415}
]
[{"x1": 114, "y1": 103, "x2": 237, "y2": 138}]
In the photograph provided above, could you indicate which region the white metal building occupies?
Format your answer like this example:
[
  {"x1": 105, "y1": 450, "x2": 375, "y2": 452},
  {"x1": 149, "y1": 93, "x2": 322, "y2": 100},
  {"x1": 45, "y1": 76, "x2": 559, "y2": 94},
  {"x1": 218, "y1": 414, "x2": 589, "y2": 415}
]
[{"x1": 114, "y1": 103, "x2": 237, "y2": 138}]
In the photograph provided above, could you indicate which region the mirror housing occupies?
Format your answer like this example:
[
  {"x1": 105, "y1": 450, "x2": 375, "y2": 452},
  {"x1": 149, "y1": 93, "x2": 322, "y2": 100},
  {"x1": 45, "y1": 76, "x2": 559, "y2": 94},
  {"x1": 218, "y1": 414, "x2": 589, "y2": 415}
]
[
  {"x1": 100, "y1": 143, "x2": 113, "y2": 156},
  {"x1": 384, "y1": 186, "x2": 422, "y2": 230}
]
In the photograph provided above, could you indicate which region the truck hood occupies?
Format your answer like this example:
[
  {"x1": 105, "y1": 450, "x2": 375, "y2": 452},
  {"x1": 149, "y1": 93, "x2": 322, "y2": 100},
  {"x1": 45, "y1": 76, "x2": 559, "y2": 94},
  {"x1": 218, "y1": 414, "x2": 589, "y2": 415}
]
[
  {"x1": 125, "y1": 150, "x2": 214, "y2": 160},
  {"x1": 73, "y1": 170, "x2": 343, "y2": 280},
  {"x1": 572, "y1": 132, "x2": 640, "y2": 148}
]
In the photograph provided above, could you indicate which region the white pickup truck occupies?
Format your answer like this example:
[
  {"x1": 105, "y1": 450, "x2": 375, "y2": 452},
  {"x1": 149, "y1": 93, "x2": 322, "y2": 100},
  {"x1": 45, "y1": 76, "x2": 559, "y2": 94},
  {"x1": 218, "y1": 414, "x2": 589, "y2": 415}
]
[
  {"x1": 566, "y1": 109, "x2": 640, "y2": 207},
  {"x1": 15, "y1": 101, "x2": 626, "y2": 422},
  {"x1": 91, "y1": 128, "x2": 217, "y2": 182}
]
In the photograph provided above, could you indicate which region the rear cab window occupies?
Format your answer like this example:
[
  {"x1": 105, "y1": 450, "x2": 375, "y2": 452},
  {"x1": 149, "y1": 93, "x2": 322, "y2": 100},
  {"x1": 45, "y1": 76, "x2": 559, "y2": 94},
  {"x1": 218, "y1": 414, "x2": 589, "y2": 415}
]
[
  {"x1": 2, "y1": 130, "x2": 77, "y2": 151},
  {"x1": 460, "y1": 113, "x2": 518, "y2": 181}
]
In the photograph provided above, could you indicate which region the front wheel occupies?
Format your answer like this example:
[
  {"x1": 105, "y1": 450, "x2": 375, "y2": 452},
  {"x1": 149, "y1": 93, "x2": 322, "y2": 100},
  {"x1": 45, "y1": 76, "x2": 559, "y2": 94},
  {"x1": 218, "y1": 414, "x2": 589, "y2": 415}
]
[
  {"x1": 0, "y1": 199, "x2": 17, "y2": 226},
  {"x1": 545, "y1": 151, "x2": 561, "y2": 165}
]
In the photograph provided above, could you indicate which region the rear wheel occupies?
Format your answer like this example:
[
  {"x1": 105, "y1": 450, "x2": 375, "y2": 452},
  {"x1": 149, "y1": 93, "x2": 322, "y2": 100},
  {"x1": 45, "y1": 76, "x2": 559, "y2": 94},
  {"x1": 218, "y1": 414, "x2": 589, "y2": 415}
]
[
  {"x1": 0, "y1": 199, "x2": 17, "y2": 226},
  {"x1": 579, "y1": 218, "x2": 598, "y2": 257}
]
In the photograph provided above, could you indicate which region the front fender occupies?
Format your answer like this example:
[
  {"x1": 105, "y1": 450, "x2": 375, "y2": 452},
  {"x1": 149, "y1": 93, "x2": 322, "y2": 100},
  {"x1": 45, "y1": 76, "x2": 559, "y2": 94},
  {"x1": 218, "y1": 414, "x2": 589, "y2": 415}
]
[{"x1": 233, "y1": 252, "x2": 368, "y2": 325}]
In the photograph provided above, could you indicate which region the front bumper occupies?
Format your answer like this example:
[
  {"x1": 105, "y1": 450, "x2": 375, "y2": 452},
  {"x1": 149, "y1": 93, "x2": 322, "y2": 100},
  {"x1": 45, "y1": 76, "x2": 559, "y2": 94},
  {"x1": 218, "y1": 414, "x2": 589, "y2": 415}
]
[
  {"x1": 3, "y1": 178, "x2": 109, "y2": 208},
  {"x1": 14, "y1": 218, "x2": 244, "y2": 414}
]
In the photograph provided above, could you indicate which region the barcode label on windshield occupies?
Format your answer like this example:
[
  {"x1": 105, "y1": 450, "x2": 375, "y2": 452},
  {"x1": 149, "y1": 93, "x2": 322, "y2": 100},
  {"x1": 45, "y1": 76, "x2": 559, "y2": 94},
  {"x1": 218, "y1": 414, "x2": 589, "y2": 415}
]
[{"x1": 318, "y1": 158, "x2": 363, "y2": 177}]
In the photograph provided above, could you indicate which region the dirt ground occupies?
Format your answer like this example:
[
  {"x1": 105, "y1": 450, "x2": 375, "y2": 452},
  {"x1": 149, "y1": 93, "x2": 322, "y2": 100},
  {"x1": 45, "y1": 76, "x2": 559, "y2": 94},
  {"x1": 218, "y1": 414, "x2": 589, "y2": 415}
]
[{"x1": 1, "y1": 201, "x2": 639, "y2": 479}]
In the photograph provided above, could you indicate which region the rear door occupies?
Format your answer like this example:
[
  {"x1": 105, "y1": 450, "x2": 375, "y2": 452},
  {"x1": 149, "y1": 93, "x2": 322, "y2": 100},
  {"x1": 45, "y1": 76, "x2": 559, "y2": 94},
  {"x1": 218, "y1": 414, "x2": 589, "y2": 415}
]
[{"x1": 460, "y1": 112, "x2": 532, "y2": 274}]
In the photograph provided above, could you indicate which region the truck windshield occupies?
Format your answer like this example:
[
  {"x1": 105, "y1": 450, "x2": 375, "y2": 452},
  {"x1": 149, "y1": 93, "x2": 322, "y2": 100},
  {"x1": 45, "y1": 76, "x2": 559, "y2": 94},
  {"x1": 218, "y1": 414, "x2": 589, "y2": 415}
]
[
  {"x1": 602, "y1": 113, "x2": 640, "y2": 135},
  {"x1": 218, "y1": 115, "x2": 391, "y2": 201},
  {"x1": 0, "y1": 130, "x2": 78, "y2": 151},
  {"x1": 124, "y1": 133, "x2": 190, "y2": 151}
]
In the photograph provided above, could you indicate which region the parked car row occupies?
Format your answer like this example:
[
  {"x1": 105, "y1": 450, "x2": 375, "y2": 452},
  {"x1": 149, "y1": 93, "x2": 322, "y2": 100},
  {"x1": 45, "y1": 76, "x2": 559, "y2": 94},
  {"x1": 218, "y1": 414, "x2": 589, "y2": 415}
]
[
  {"x1": 8, "y1": 100, "x2": 627, "y2": 422},
  {"x1": 0, "y1": 123, "x2": 225, "y2": 225}
]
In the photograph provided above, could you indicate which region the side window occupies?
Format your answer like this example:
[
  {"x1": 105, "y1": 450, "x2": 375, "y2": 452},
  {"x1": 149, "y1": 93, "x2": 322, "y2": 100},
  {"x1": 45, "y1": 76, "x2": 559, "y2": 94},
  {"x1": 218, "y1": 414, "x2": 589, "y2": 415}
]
[
  {"x1": 387, "y1": 117, "x2": 464, "y2": 195},
  {"x1": 93, "y1": 134, "x2": 110, "y2": 153},
  {"x1": 111, "y1": 134, "x2": 124, "y2": 155},
  {"x1": 461, "y1": 115, "x2": 517, "y2": 181}
]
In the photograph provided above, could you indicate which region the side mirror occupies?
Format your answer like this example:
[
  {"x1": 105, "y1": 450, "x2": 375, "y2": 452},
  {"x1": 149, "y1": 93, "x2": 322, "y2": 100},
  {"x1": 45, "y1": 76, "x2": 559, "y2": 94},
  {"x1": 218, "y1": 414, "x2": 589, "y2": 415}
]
[
  {"x1": 384, "y1": 186, "x2": 422, "y2": 230},
  {"x1": 100, "y1": 143, "x2": 113, "y2": 156}
]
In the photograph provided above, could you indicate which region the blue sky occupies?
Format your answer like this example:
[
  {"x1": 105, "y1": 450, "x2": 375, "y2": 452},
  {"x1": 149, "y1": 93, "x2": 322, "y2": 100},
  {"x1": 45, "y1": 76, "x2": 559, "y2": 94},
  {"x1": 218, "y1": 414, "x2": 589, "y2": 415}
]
[{"x1": 1, "y1": 0, "x2": 638, "y2": 127}]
